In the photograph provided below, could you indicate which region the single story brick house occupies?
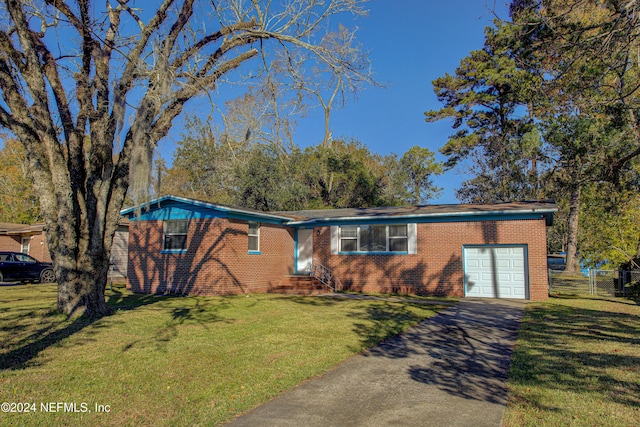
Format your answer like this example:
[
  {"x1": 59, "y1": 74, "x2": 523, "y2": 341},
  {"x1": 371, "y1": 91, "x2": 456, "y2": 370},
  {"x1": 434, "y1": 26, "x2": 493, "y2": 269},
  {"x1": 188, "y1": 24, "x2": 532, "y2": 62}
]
[
  {"x1": 0, "y1": 220, "x2": 130, "y2": 281},
  {"x1": 122, "y1": 195, "x2": 557, "y2": 300}
]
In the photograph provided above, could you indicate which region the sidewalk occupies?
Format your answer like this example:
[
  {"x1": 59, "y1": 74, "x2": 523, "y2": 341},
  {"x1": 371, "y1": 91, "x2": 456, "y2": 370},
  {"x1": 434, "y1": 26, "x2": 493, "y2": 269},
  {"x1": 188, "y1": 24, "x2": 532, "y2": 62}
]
[{"x1": 227, "y1": 299, "x2": 526, "y2": 427}]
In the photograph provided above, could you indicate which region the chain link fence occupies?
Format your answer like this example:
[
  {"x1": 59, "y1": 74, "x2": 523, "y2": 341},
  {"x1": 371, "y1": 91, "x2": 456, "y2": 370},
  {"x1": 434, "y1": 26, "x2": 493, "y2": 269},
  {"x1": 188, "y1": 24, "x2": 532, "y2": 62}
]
[
  {"x1": 589, "y1": 270, "x2": 617, "y2": 297},
  {"x1": 549, "y1": 269, "x2": 638, "y2": 297}
]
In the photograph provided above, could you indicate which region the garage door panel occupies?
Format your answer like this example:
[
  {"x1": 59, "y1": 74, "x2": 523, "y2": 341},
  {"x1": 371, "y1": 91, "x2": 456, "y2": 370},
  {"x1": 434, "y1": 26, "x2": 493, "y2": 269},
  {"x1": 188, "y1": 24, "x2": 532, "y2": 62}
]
[
  {"x1": 464, "y1": 246, "x2": 528, "y2": 299},
  {"x1": 497, "y1": 259, "x2": 511, "y2": 268},
  {"x1": 467, "y1": 259, "x2": 480, "y2": 268},
  {"x1": 511, "y1": 288, "x2": 526, "y2": 297},
  {"x1": 481, "y1": 272, "x2": 493, "y2": 281},
  {"x1": 498, "y1": 273, "x2": 512, "y2": 281}
]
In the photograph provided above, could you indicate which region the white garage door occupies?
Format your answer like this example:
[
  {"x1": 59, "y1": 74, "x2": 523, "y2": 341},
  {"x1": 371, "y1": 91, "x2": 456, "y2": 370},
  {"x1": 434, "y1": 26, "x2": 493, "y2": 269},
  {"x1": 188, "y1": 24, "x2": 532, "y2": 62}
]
[{"x1": 464, "y1": 246, "x2": 528, "y2": 299}]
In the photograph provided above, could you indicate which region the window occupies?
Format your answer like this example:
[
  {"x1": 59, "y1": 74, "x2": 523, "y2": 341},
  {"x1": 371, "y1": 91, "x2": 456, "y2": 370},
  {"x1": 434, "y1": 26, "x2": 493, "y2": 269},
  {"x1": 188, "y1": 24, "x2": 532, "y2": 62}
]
[
  {"x1": 21, "y1": 237, "x2": 30, "y2": 254},
  {"x1": 389, "y1": 225, "x2": 408, "y2": 252},
  {"x1": 340, "y1": 226, "x2": 357, "y2": 252},
  {"x1": 248, "y1": 222, "x2": 260, "y2": 252},
  {"x1": 338, "y1": 224, "x2": 409, "y2": 253},
  {"x1": 360, "y1": 225, "x2": 387, "y2": 252},
  {"x1": 163, "y1": 220, "x2": 188, "y2": 250}
]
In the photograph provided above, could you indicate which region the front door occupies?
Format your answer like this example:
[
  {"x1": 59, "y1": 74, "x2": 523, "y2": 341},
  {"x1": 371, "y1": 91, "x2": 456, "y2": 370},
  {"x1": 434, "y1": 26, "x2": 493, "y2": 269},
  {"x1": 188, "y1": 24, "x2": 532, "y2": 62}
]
[{"x1": 296, "y1": 229, "x2": 314, "y2": 273}]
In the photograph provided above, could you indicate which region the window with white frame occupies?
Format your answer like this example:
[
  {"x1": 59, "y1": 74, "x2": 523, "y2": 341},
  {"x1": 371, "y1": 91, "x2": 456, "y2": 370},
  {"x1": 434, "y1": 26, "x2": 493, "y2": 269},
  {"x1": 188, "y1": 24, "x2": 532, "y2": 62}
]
[
  {"x1": 248, "y1": 222, "x2": 260, "y2": 252},
  {"x1": 163, "y1": 220, "x2": 188, "y2": 250},
  {"x1": 388, "y1": 225, "x2": 409, "y2": 252},
  {"x1": 21, "y1": 237, "x2": 30, "y2": 254},
  {"x1": 338, "y1": 224, "x2": 409, "y2": 253},
  {"x1": 339, "y1": 225, "x2": 357, "y2": 252}
]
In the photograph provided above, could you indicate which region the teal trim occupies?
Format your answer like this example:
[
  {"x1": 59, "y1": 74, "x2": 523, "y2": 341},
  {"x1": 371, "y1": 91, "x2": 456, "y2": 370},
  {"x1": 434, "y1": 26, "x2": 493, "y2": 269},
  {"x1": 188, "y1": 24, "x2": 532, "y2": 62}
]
[
  {"x1": 133, "y1": 205, "x2": 225, "y2": 221},
  {"x1": 248, "y1": 251, "x2": 262, "y2": 255},
  {"x1": 125, "y1": 199, "x2": 287, "y2": 225},
  {"x1": 122, "y1": 195, "x2": 291, "y2": 225},
  {"x1": 339, "y1": 251, "x2": 409, "y2": 255},
  {"x1": 300, "y1": 213, "x2": 547, "y2": 228},
  {"x1": 161, "y1": 249, "x2": 187, "y2": 254}
]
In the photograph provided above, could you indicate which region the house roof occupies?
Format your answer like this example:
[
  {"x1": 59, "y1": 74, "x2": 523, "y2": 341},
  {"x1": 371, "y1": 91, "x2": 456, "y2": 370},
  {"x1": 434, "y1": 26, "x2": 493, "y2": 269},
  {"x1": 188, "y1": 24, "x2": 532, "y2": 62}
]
[
  {"x1": 0, "y1": 222, "x2": 44, "y2": 235},
  {"x1": 277, "y1": 201, "x2": 558, "y2": 226},
  {"x1": 0, "y1": 219, "x2": 128, "y2": 235},
  {"x1": 122, "y1": 196, "x2": 557, "y2": 226}
]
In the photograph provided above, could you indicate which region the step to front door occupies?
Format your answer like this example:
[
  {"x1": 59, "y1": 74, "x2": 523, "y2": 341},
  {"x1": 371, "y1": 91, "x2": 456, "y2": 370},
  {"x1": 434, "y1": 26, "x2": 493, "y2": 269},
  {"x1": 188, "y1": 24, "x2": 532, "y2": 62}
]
[{"x1": 269, "y1": 275, "x2": 332, "y2": 295}]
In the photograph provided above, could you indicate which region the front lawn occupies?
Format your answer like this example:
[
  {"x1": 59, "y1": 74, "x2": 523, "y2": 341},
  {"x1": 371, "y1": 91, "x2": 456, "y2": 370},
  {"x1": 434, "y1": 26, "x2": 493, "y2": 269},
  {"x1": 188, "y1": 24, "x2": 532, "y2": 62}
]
[
  {"x1": 503, "y1": 296, "x2": 640, "y2": 427},
  {"x1": 0, "y1": 283, "x2": 445, "y2": 426}
]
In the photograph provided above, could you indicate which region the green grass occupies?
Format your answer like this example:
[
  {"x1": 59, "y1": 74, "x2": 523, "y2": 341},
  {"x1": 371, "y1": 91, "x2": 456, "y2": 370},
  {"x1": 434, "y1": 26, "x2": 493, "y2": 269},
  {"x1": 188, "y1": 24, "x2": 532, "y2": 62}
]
[
  {"x1": 503, "y1": 296, "x2": 640, "y2": 427},
  {"x1": 0, "y1": 284, "x2": 446, "y2": 426},
  {"x1": 548, "y1": 273, "x2": 592, "y2": 296}
]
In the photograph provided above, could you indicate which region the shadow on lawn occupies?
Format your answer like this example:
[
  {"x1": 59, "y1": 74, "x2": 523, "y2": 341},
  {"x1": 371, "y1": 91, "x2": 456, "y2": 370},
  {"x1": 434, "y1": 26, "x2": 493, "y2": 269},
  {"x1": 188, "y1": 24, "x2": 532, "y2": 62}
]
[
  {"x1": 0, "y1": 312, "x2": 108, "y2": 370},
  {"x1": 106, "y1": 284, "x2": 171, "y2": 310},
  {"x1": 0, "y1": 285, "x2": 178, "y2": 370},
  {"x1": 280, "y1": 295, "x2": 449, "y2": 350},
  {"x1": 508, "y1": 301, "x2": 640, "y2": 409}
]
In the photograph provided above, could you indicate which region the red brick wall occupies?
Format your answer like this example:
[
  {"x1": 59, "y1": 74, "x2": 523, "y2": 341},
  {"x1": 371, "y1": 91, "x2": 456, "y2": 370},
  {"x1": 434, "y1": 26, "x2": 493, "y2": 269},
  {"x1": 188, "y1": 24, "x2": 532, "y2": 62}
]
[
  {"x1": 126, "y1": 218, "x2": 294, "y2": 295},
  {"x1": 0, "y1": 235, "x2": 21, "y2": 253},
  {"x1": 313, "y1": 219, "x2": 549, "y2": 301},
  {"x1": 28, "y1": 232, "x2": 51, "y2": 262}
]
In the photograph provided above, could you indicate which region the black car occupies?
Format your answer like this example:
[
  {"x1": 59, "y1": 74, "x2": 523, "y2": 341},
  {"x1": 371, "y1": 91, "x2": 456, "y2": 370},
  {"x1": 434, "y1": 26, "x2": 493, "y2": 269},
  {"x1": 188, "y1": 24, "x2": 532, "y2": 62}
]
[{"x1": 0, "y1": 252, "x2": 55, "y2": 283}]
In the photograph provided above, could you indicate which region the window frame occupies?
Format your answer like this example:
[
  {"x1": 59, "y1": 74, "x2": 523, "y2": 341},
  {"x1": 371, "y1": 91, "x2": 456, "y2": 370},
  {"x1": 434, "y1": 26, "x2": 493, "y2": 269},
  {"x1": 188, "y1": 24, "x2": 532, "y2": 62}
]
[
  {"x1": 338, "y1": 224, "x2": 409, "y2": 254},
  {"x1": 248, "y1": 222, "x2": 260, "y2": 253},
  {"x1": 21, "y1": 237, "x2": 30, "y2": 254},
  {"x1": 162, "y1": 220, "x2": 188, "y2": 252},
  {"x1": 339, "y1": 225, "x2": 358, "y2": 252},
  {"x1": 388, "y1": 224, "x2": 409, "y2": 252}
]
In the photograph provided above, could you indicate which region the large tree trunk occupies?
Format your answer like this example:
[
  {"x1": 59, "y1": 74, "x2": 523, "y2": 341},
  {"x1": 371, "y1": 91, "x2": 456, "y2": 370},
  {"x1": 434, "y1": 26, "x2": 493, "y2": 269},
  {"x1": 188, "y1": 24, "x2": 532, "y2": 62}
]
[
  {"x1": 52, "y1": 228, "x2": 115, "y2": 318},
  {"x1": 34, "y1": 154, "x2": 129, "y2": 318},
  {"x1": 563, "y1": 183, "x2": 581, "y2": 275},
  {"x1": 56, "y1": 262, "x2": 111, "y2": 318}
]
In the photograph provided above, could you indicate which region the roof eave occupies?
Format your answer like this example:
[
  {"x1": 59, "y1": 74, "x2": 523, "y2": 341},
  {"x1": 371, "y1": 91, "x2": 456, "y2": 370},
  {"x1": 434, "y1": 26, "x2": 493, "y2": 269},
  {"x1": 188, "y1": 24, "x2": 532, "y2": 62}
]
[{"x1": 286, "y1": 207, "x2": 558, "y2": 226}]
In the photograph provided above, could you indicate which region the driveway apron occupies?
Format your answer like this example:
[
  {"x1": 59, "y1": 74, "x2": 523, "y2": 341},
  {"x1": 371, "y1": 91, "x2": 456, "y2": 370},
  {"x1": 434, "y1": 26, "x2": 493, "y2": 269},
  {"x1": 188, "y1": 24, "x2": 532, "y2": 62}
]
[{"x1": 227, "y1": 299, "x2": 526, "y2": 427}]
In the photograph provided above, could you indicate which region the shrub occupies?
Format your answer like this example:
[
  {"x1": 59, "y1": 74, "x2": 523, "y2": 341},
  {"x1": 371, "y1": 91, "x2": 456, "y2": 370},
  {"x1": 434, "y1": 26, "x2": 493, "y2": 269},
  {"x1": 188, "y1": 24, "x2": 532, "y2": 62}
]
[{"x1": 624, "y1": 280, "x2": 640, "y2": 300}]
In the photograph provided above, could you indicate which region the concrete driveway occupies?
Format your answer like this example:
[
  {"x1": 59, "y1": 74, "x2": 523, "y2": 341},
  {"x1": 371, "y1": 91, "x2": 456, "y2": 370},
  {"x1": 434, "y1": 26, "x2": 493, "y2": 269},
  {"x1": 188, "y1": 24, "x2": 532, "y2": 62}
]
[{"x1": 227, "y1": 298, "x2": 526, "y2": 427}]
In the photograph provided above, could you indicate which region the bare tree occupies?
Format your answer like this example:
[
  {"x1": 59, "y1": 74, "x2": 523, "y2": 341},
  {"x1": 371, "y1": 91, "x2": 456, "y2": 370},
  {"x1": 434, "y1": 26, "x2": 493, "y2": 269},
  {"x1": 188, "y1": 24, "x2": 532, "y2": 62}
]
[
  {"x1": 279, "y1": 24, "x2": 378, "y2": 147},
  {"x1": 0, "y1": 0, "x2": 372, "y2": 317}
]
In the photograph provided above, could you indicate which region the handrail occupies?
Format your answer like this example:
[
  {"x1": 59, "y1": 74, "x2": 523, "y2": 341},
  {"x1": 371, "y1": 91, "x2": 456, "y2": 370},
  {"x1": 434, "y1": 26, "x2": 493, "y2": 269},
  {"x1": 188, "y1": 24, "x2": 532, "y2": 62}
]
[{"x1": 310, "y1": 258, "x2": 336, "y2": 292}]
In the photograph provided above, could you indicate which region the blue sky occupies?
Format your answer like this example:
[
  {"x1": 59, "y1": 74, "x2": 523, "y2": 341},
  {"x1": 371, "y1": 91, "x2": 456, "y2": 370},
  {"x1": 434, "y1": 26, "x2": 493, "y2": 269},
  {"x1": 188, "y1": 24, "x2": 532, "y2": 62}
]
[
  {"x1": 1, "y1": 1, "x2": 510, "y2": 205},
  {"x1": 158, "y1": 0, "x2": 511, "y2": 204},
  {"x1": 300, "y1": 0, "x2": 510, "y2": 204}
]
